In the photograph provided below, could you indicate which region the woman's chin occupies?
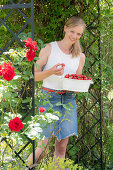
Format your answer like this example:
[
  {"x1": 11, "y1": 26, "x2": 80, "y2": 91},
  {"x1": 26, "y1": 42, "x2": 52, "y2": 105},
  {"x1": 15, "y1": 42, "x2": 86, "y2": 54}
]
[{"x1": 69, "y1": 39, "x2": 76, "y2": 44}]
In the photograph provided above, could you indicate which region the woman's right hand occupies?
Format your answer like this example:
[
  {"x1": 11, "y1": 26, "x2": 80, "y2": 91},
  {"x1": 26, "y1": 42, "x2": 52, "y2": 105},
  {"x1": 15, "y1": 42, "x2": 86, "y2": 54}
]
[
  {"x1": 34, "y1": 44, "x2": 65, "y2": 81},
  {"x1": 51, "y1": 63, "x2": 65, "y2": 76}
]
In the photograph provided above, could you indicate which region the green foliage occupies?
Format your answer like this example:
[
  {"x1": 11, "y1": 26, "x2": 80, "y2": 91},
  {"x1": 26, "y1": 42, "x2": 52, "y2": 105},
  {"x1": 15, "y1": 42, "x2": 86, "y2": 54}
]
[
  {"x1": 103, "y1": 124, "x2": 113, "y2": 169},
  {"x1": 0, "y1": 42, "x2": 61, "y2": 168},
  {"x1": 38, "y1": 157, "x2": 88, "y2": 170},
  {"x1": 0, "y1": 0, "x2": 113, "y2": 169}
]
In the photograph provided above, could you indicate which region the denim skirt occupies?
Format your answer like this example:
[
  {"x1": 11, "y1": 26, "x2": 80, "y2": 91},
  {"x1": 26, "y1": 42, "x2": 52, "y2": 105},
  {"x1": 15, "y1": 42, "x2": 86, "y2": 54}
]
[{"x1": 39, "y1": 88, "x2": 78, "y2": 140}]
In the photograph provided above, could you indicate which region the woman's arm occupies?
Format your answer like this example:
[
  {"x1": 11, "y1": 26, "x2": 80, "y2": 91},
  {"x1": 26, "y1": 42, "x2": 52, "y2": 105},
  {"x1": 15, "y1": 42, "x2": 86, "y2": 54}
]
[
  {"x1": 34, "y1": 44, "x2": 65, "y2": 81},
  {"x1": 76, "y1": 53, "x2": 85, "y2": 75}
]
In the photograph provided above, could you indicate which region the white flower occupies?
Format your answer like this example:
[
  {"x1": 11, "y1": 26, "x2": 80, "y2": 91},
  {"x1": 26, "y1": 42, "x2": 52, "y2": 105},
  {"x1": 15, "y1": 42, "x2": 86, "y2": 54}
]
[
  {"x1": 29, "y1": 123, "x2": 40, "y2": 128},
  {"x1": 108, "y1": 90, "x2": 113, "y2": 101},
  {"x1": 3, "y1": 49, "x2": 14, "y2": 54},
  {"x1": 39, "y1": 115, "x2": 46, "y2": 120},
  {"x1": 0, "y1": 86, "x2": 6, "y2": 92},
  {"x1": 13, "y1": 75, "x2": 21, "y2": 80},
  {"x1": 45, "y1": 113, "x2": 59, "y2": 123},
  {"x1": 27, "y1": 127, "x2": 43, "y2": 139},
  {"x1": 33, "y1": 126, "x2": 42, "y2": 133},
  {"x1": 31, "y1": 130, "x2": 37, "y2": 136}
]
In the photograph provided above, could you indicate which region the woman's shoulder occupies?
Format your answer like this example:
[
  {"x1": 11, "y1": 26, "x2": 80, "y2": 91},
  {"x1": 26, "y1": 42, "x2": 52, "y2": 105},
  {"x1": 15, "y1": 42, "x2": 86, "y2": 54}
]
[
  {"x1": 80, "y1": 52, "x2": 85, "y2": 59},
  {"x1": 39, "y1": 43, "x2": 51, "y2": 57},
  {"x1": 39, "y1": 41, "x2": 56, "y2": 57},
  {"x1": 42, "y1": 43, "x2": 51, "y2": 52},
  {"x1": 79, "y1": 53, "x2": 85, "y2": 64}
]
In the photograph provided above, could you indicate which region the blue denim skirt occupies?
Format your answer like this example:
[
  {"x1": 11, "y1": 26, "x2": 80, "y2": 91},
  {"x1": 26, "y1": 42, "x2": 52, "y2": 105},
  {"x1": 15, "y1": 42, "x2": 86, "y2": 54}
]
[{"x1": 39, "y1": 88, "x2": 78, "y2": 140}]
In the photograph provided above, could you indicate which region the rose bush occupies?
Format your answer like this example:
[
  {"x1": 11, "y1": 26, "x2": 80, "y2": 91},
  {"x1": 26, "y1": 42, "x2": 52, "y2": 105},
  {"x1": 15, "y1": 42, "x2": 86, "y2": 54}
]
[
  {"x1": 0, "y1": 37, "x2": 60, "y2": 136},
  {"x1": 0, "y1": 37, "x2": 61, "y2": 168}
]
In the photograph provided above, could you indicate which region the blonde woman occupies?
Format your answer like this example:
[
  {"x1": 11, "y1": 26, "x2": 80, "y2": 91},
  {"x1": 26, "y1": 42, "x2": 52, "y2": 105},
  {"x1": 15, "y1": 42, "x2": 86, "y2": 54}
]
[{"x1": 28, "y1": 16, "x2": 86, "y2": 168}]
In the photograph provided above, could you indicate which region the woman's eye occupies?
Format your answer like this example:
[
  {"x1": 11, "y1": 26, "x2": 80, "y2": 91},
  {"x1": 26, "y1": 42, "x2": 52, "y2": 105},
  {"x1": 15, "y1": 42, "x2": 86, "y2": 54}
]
[{"x1": 70, "y1": 31, "x2": 74, "y2": 33}]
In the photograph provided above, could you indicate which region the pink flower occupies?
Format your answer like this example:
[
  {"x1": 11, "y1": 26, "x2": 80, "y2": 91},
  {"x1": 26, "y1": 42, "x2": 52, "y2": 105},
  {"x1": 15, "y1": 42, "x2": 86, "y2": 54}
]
[{"x1": 39, "y1": 107, "x2": 46, "y2": 113}]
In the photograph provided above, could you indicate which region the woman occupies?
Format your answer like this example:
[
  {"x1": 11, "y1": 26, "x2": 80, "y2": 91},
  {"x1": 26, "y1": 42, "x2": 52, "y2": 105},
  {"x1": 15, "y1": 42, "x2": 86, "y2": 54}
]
[{"x1": 28, "y1": 16, "x2": 86, "y2": 167}]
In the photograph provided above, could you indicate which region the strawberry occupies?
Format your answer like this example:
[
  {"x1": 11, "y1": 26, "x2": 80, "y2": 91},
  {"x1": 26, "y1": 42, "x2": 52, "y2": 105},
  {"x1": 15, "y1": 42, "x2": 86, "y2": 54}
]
[
  {"x1": 64, "y1": 74, "x2": 91, "y2": 81},
  {"x1": 65, "y1": 74, "x2": 70, "y2": 78},
  {"x1": 88, "y1": 77, "x2": 91, "y2": 80},
  {"x1": 83, "y1": 75, "x2": 87, "y2": 78},
  {"x1": 61, "y1": 63, "x2": 65, "y2": 67},
  {"x1": 72, "y1": 76, "x2": 76, "y2": 79}
]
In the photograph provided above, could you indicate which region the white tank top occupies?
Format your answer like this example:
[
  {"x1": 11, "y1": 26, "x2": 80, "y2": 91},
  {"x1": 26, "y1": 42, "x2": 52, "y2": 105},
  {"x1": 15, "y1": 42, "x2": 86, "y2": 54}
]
[{"x1": 42, "y1": 41, "x2": 81, "y2": 90}]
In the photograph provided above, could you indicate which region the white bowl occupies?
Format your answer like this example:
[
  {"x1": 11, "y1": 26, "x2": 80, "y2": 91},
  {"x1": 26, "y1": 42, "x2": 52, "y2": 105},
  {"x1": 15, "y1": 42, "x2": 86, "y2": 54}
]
[{"x1": 62, "y1": 78, "x2": 93, "y2": 92}]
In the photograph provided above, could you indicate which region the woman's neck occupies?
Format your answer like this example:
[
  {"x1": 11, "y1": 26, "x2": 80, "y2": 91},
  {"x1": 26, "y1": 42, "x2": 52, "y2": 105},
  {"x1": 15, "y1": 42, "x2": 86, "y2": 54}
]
[{"x1": 57, "y1": 39, "x2": 73, "y2": 54}]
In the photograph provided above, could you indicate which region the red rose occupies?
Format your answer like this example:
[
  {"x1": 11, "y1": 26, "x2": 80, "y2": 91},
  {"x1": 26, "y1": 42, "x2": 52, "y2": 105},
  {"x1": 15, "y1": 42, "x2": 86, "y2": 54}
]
[
  {"x1": 0, "y1": 65, "x2": 2, "y2": 76},
  {"x1": 39, "y1": 107, "x2": 46, "y2": 113},
  {"x1": 8, "y1": 117, "x2": 24, "y2": 132},
  {"x1": 32, "y1": 41, "x2": 38, "y2": 51},
  {"x1": 2, "y1": 62, "x2": 15, "y2": 81},
  {"x1": 24, "y1": 38, "x2": 32, "y2": 49},
  {"x1": 24, "y1": 38, "x2": 37, "y2": 61},
  {"x1": 24, "y1": 38, "x2": 37, "y2": 51},
  {"x1": 26, "y1": 50, "x2": 36, "y2": 61}
]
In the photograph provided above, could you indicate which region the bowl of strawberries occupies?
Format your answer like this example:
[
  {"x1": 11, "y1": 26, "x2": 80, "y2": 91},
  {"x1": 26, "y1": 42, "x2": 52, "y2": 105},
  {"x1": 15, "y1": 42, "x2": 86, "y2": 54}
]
[{"x1": 62, "y1": 74, "x2": 93, "y2": 92}]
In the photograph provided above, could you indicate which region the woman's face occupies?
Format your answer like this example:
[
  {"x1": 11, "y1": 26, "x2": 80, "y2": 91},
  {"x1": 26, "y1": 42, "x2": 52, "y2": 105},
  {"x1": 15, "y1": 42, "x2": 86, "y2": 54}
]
[{"x1": 64, "y1": 25, "x2": 84, "y2": 44}]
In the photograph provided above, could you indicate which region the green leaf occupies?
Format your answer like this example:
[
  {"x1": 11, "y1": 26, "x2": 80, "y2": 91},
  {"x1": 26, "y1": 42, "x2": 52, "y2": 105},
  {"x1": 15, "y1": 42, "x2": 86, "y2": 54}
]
[
  {"x1": 23, "y1": 70, "x2": 32, "y2": 76},
  {"x1": 55, "y1": 102, "x2": 62, "y2": 106},
  {"x1": 22, "y1": 97, "x2": 31, "y2": 103},
  {"x1": 34, "y1": 62, "x2": 40, "y2": 69},
  {"x1": 22, "y1": 76, "x2": 29, "y2": 80},
  {"x1": 34, "y1": 57, "x2": 39, "y2": 61}
]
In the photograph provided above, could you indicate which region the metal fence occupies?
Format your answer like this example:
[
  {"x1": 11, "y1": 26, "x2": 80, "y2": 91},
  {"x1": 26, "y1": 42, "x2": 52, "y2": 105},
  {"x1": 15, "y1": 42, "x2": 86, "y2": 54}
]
[{"x1": 0, "y1": 0, "x2": 35, "y2": 169}]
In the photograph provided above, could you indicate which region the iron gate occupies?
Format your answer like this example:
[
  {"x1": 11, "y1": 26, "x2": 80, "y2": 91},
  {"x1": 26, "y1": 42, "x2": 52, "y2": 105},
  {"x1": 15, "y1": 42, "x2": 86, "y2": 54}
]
[{"x1": 0, "y1": 0, "x2": 35, "y2": 169}]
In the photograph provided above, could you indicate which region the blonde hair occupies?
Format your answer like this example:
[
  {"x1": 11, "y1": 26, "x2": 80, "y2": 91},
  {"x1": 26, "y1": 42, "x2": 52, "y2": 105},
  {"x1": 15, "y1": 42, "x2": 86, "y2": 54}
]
[{"x1": 65, "y1": 16, "x2": 86, "y2": 57}]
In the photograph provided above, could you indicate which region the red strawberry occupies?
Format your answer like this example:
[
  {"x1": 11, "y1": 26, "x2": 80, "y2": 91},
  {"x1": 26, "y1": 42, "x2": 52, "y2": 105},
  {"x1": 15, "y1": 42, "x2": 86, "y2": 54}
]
[
  {"x1": 77, "y1": 74, "x2": 82, "y2": 77},
  {"x1": 88, "y1": 77, "x2": 91, "y2": 80},
  {"x1": 61, "y1": 63, "x2": 65, "y2": 67},
  {"x1": 64, "y1": 74, "x2": 92, "y2": 81},
  {"x1": 72, "y1": 76, "x2": 76, "y2": 79},
  {"x1": 83, "y1": 75, "x2": 87, "y2": 78},
  {"x1": 57, "y1": 63, "x2": 65, "y2": 69},
  {"x1": 65, "y1": 74, "x2": 70, "y2": 78}
]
